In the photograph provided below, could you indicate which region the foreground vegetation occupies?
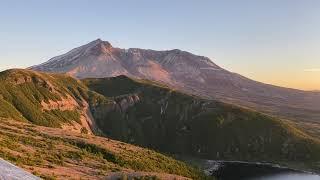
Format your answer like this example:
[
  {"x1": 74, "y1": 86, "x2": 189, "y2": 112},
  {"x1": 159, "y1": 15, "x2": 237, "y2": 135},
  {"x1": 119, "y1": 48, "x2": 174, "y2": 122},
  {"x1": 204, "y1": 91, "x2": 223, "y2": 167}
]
[{"x1": 0, "y1": 118, "x2": 210, "y2": 179}]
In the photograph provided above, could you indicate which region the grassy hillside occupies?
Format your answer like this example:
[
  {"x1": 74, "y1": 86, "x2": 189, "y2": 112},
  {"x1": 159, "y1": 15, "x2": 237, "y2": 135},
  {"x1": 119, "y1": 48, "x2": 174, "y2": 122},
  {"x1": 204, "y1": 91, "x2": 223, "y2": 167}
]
[
  {"x1": 0, "y1": 118, "x2": 209, "y2": 179},
  {"x1": 0, "y1": 69, "x2": 88, "y2": 127},
  {"x1": 84, "y1": 76, "x2": 320, "y2": 173}
]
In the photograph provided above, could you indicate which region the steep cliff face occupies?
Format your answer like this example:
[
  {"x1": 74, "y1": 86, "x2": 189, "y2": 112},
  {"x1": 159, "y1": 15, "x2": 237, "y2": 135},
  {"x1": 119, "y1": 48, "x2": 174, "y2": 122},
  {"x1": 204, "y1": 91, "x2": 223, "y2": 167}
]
[
  {"x1": 84, "y1": 76, "x2": 320, "y2": 172},
  {"x1": 0, "y1": 69, "x2": 96, "y2": 134}
]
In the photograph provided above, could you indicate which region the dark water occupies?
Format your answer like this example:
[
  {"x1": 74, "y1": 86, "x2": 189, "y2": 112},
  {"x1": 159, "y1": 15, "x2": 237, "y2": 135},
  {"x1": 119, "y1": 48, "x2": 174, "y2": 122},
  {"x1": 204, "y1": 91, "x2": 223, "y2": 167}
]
[{"x1": 206, "y1": 161, "x2": 320, "y2": 180}]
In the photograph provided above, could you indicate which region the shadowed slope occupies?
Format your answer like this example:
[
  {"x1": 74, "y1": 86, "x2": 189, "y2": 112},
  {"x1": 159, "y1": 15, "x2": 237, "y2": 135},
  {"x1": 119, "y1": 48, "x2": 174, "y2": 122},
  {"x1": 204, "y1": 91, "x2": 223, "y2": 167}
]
[{"x1": 84, "y1": 76, "x2": 320, "y2": 173}]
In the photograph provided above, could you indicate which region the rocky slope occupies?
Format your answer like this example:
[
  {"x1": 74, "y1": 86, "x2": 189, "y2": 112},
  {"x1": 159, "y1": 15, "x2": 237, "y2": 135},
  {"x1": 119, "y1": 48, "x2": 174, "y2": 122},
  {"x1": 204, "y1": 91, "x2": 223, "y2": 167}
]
[
  {"x1": 0, "y1": 69, "x2": 97, "y2": 134},
  {"x1": 30, "y1": 39, "x2": 320, "y2": 138}
]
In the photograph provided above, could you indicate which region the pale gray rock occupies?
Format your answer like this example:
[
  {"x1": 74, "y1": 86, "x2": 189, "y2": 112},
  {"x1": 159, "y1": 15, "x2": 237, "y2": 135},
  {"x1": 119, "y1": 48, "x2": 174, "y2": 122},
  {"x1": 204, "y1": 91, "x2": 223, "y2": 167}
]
[{"x1": 0, "y1": 159, "x2": 40, "y2": 180}]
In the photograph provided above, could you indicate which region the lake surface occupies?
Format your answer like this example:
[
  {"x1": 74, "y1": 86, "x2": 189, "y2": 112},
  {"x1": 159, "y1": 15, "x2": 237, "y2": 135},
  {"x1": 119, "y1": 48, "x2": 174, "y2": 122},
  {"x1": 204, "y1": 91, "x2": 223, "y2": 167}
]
[{"x1": 205, "y1": 161, "x2": 320, "y2": 180}]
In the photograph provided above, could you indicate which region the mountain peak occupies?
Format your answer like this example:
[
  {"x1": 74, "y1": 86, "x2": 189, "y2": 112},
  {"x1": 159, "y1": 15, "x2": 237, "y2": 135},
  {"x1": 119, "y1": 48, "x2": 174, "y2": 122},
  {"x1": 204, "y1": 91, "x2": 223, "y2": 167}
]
[
  {"x1": 88, "y1": 38, "x2": 112, "y2": 49},
  {"x1": 82, "y1": 39, "x2": 113, "y2": 56},
  {"x1": 93, "y1": 38, "x2": 102, "y2": 43}
]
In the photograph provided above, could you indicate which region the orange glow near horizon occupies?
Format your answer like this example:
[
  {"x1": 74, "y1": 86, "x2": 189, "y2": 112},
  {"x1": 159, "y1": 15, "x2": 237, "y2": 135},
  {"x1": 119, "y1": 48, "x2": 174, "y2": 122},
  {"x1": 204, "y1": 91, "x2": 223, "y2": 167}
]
[{"x1": 246, "y1": 71, "x2": 320, "y2": 91}]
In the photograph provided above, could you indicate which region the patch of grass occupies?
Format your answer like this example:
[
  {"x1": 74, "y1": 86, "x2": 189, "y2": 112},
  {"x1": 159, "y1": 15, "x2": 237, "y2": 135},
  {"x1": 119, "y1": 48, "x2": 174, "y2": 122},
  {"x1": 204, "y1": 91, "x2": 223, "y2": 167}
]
[
  {"x1": 80, "y1": 127, "x2": 89, "y2": 134},
  {"x1": 66, "y1": 139, "x2": 121, "y2": 164}
]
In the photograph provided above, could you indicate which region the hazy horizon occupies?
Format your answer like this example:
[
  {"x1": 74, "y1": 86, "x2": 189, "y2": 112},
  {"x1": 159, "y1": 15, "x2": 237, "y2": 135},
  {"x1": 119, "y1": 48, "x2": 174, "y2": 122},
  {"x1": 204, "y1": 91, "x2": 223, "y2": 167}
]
[{"x1": 0, "y1": 0, "x2": 319, "y2": 90}]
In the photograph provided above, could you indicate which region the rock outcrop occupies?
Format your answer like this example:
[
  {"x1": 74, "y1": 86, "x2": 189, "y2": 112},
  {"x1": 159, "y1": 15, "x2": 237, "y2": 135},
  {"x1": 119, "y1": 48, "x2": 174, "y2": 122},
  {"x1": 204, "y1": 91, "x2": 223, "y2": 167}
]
[{"x1": 0, "y1": 158, "x2": 40, "y2": 180}]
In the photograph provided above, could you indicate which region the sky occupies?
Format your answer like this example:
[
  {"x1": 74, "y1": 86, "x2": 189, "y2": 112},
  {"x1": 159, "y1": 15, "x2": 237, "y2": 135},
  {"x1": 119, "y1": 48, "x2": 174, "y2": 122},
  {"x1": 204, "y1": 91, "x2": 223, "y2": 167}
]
[{"x1": 0, "y1": 0, "x2": 319, "y2": 90}]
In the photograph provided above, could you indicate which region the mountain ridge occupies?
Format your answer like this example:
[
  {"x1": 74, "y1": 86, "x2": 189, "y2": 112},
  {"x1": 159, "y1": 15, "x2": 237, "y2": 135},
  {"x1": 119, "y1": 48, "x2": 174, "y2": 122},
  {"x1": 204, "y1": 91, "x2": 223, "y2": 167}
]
[
  {"x1": 30, "y1": 39, "x2": 320, "y2": 138},
  {"x1": 31, "y1": 39, "x2": 310, "y2": 92}
]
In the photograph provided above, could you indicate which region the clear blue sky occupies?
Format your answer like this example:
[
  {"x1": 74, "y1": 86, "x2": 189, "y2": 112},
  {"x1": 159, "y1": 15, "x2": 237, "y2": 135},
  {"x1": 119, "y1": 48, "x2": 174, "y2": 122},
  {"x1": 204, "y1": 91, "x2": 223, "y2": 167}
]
[{"x1": 0, "y1": 0, "x2": 319, "y2": 90}]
